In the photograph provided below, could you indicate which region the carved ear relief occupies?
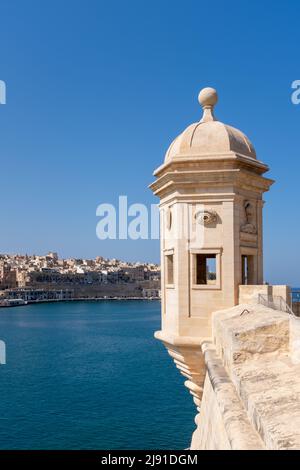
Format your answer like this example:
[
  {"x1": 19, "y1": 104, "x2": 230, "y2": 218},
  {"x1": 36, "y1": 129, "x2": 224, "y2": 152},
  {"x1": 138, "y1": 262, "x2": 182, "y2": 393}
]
[{"x1": 166, "y1": 207, "x2": 172, "y2": 230}]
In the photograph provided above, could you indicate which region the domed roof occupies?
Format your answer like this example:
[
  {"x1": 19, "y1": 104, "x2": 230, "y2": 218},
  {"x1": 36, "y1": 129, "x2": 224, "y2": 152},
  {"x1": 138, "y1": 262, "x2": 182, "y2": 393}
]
[{"x1": 165, "y1": 87, "x2": 256, "y2": 162}]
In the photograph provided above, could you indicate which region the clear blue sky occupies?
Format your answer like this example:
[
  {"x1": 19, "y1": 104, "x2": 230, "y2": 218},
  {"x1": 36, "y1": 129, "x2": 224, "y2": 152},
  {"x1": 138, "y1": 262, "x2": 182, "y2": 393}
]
[{"x1": 0, "y1": 0, "x2": 299, "y2": 285}]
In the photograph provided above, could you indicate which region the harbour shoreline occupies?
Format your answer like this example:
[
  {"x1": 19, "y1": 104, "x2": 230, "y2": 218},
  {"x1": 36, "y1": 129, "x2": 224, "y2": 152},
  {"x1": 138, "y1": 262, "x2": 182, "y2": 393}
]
[{"x1": 0, "y1": 296, "x2": 161, "y2": 308}]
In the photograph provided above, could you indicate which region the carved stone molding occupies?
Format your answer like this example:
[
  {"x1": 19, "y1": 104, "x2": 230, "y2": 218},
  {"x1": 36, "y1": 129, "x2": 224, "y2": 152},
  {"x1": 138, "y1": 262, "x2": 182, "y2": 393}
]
[
  {"x1": 240, "y1": 223, "x2": 257, "y2": 234},
  {"x1": 155, "y1": 331, "x2": 206, "y2": 412}
]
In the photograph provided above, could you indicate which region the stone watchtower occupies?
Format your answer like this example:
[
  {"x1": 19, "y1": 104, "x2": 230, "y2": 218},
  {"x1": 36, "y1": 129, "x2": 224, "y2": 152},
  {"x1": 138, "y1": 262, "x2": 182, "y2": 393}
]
[{"x1": 150, "y1": 87, "x2": 274, "y2": 411}]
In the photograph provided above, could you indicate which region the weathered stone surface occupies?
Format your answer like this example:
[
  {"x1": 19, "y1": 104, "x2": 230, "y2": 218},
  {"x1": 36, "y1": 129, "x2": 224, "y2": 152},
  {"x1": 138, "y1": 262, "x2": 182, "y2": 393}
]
[
  {"x1": 232, "y1": 355, "x2": 300, "y2": 449},
  {"x1": 191, "y1": 374, "x2": 231, "y2": 450},
  {"x1": 290, "y1": 315, "x2": 300, "y2": 364},
  {"x1": 193, "y1": 343, "x2": 264, "y2": 450},
  {"x1": 212, "y1": 303, "x2": 289, "y2": 376},
  {"x1": 192, "y1": 305, "x2": 300, "y2": 450},
  {"x1": 239, "y1": 285, "x2": 291, "y2": 306}
]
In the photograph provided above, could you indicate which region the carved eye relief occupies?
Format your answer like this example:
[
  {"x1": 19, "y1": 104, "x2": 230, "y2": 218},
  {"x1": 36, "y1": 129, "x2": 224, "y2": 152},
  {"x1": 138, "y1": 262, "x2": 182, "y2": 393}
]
[{"x1": 194, "y1": 210, "x2": 217, "y2": 226}]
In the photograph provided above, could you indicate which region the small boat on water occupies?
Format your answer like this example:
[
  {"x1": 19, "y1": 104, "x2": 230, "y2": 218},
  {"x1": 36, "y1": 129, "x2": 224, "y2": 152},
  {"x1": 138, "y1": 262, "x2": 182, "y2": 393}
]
[{"x1": 0, "y1": 299, "x2": 28, "y2": 308}]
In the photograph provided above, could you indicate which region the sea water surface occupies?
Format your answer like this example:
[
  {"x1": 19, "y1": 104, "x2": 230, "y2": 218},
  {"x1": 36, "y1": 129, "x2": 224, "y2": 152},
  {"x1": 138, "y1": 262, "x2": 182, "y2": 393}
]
[{"x1": 0, "y1": 301, "x2": 194, "y2": 450}]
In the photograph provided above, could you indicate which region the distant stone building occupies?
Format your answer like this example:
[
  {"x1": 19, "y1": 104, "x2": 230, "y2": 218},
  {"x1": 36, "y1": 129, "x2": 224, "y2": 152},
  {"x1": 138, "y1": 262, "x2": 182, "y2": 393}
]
[
  {"x1": 0, "y1": 264, "x2": 17, "y2": 289},
  {"x1": 5, "y1": 288, "x2": 73, "y2": 302},
  {"x1": 0, "y1": 252, "x2": 160, "y2": 300},
  {"x1": 123, "y1": 265, "x2": 145, "y2": 282},
  {"x1": 142, "y1": 288, "x2": 160, "y2": 299}
]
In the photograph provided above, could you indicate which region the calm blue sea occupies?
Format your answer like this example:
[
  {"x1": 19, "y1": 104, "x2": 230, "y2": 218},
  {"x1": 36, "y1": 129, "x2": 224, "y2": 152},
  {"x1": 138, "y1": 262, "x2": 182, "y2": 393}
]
[{"x1": 0, "y1": 301, "x2": 194, "y2": 450}]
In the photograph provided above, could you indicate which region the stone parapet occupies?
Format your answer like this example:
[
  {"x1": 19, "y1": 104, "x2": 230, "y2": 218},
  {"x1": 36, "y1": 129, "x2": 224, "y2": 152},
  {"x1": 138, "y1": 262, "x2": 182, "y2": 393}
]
[
  {"x1": 239, "y1": 284, "x2": 291, "y2": 306},
  {"x1": 212, "y1": 303, "x2": 289, "y2": 376},
  {"x1": 192, "y1": 303, "x2": 300, "y2": 450},
  {"x1": 191, "y1": 342, "x2": 264, "y2": 450}
]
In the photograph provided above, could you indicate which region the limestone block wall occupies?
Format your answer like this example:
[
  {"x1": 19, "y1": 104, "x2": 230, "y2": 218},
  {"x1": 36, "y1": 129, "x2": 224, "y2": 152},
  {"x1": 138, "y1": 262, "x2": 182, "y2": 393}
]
[
  {"x1": 290, "y1": 314, "x2": 300, "y2": 364},
  {"x1": 191, "y1": 303, "x2": 300, "y2": 450},
  {"x1": 191, "y1": 375, "x2": 231, "y2": 450},
  {"x1": 239, "y1": 284, "x2": 291, "y2": 306},
  {"x1": 191, "y1": 343, "x2": 264, "y2": 450}
]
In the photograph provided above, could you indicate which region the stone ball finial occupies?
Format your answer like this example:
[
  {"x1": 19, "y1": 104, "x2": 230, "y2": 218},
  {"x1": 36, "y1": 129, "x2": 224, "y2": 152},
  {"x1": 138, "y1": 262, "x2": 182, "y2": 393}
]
[{"x1": 198, "y1": 87, "x2": 218, "y2": 109}]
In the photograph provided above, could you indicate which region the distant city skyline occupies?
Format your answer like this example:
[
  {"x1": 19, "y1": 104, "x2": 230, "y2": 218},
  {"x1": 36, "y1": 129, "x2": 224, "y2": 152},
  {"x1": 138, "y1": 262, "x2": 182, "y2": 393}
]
[
  {"x1": 0, "y1": 250, "x2": 159, "y2": 265},
  {"x1": 0, "y1": 0, "x2": 300, "y2": 285},
  {"x1": 0, "y1": 250, "x2": 161, "y2": 301}
]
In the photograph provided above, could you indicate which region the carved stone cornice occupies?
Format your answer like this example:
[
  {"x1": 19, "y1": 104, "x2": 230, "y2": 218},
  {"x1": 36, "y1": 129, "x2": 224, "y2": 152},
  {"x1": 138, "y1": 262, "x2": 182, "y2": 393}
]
[{"x1": 150, "y1": 167, "x2": 274, "y2": 199}]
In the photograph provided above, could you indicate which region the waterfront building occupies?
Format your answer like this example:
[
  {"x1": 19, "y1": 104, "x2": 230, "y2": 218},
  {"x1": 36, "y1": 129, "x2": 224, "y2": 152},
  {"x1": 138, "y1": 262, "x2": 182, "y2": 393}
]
[
  {"x1": 142, "y1": 288, "x2": 160, "y2": 298},
  {"x1": 4, "y1": 288, "x2": 73, "y2": 302},
  {"x1": 0, "y1": 253, "x2": 160, "y2": 300},
  {"x1": 0, "y1": 264, "x2": 17, "y2": 289}
]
